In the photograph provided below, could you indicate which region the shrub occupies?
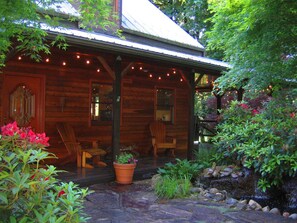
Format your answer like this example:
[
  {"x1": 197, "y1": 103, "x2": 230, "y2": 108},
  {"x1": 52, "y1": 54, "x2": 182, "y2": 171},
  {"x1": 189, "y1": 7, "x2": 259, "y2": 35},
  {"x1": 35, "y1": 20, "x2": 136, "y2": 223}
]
[
  {"x1": 157, "y1": 158, "x2": 200, "y2": 181},
  {"x1": 213, "y1": 96, "x2": 297, "y2": 191},
  {"x1": 154, "y1": 176, "x2": 192, "y2": 199},
  {"x1": 0, "y1": 122, "x2": 91, "y2": 222},
  {"x1": 154, "y1": 159, "x2": 200, "y2": 199},
  {"x1": 194, "y1": 144, "x2": 217, "y2": 171}
]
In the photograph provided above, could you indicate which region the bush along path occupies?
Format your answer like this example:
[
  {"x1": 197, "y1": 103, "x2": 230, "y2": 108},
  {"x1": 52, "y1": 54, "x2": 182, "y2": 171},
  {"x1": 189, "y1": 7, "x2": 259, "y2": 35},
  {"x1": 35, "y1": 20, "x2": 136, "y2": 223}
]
[{"x1": 84, "y1": 179, "x2": 296, "y2": 223}]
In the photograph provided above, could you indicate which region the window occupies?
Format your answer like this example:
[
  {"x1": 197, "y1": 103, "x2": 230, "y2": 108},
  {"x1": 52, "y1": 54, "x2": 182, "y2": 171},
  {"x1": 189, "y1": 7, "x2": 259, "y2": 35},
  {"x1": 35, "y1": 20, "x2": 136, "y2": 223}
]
[
  {"x1": 90, "y1": 82, "x2": 113, "y2": 125},
  {"x1": 155, "y1": 88, "x2": 175, "y2": 123}
]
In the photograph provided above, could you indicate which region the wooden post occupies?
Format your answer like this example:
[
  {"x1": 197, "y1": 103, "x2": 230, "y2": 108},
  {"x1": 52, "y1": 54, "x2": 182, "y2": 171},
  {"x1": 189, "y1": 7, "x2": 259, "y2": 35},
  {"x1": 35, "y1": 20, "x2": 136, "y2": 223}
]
[
  {"x1": 112, "y1": 56, "x2": 122, "y2": 161},
  {"x1": 237, "y1": 88, "x2": 244, "y2": 101},
  {"x1": 187, "y1": 70, "x2": 195, "y2": 160}
]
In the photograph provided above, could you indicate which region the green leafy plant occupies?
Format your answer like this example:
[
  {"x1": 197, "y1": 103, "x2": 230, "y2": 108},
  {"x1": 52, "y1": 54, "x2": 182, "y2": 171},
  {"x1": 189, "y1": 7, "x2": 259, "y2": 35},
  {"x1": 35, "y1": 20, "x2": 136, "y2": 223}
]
[
  {"x1": 0, "y1": 122, "x2": 91, "y2": 222},
  {"x1": 115, "y1": 152, "x2": 138, "y2": 164},
  {"x1": 154, "y1": 176, "x2": 192, "y2": 199},
  {"x1": 193, "y1": 144, "x2": 219, "y2": 172},
  {"x1": 154, "y1": 159, "x2": 200, "y2": 198},
  {"x1": 213, "y1": 97, "x2": 297, "y2": 191},
  {"x1": 157, "y1": 158, "x2": 200, "y2": 181}
]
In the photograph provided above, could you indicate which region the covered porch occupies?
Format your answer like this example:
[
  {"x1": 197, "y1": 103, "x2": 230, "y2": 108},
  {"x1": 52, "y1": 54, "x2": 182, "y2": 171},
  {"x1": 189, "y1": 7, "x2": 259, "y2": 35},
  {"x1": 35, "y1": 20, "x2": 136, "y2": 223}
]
[{"x1": 57, "y1": 152, "x2": 186, "y2": 187}]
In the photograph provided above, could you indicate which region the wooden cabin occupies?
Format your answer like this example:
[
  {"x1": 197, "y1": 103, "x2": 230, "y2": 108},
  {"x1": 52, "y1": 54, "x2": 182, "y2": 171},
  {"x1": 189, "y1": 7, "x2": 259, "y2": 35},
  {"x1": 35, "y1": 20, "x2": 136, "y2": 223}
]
[{"x1": 0, "y1": 0, "x2": 229, "y2": 167}]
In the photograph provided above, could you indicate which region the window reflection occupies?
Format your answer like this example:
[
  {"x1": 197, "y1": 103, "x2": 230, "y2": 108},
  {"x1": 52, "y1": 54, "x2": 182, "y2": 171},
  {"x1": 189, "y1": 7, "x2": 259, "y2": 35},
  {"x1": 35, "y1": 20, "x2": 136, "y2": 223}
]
[
  {"x1": 156, "y1": 88, "x2": 174, "y2": 123},
  {"x1": 91, "y1": 82, "x2": 113, "y2": 125}
]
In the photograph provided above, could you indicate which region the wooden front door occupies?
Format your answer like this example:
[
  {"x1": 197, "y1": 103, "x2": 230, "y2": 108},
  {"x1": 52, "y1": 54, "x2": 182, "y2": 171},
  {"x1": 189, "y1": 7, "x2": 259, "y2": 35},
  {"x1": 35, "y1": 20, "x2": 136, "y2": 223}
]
[{"x1": 2, "y1": 74, "x2": 45, "y2": 133}]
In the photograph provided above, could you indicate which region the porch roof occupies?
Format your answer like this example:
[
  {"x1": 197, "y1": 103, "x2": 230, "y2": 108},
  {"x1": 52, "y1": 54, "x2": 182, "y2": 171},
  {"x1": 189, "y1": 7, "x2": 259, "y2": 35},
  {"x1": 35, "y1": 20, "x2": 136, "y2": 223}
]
[
  {"x1": 121, "y1": 0, "x2": 204, "y2": 51},
  {"x1": 44, "y1": 24, "x2": 230, "y2": 73}
]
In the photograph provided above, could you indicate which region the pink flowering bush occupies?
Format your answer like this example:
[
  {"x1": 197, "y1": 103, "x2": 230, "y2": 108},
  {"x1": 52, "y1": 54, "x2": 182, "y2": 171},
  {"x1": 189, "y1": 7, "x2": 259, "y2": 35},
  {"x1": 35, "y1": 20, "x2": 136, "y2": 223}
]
[
  {"x1": 0, "y1": 122, "x2": 91, "y2": 222},
  {"x1": 212, "y1": 97, "x2": 297, "y2": 191}
]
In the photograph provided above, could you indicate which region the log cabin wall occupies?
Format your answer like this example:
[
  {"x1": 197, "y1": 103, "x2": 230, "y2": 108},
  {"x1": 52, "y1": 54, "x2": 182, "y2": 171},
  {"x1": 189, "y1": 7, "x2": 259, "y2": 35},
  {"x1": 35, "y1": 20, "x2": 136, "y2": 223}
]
[
  {"x1": 0, "y1": 48, "x2": 190, "y2": 158},
  {"x1": 121, "y1": 74, "x2": 189, "y2": 155}
]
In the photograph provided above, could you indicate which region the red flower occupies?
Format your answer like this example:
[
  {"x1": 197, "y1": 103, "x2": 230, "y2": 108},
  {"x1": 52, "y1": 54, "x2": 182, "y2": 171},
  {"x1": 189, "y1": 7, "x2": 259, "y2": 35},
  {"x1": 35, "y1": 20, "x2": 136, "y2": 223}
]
[
  {"x1": 1, "y1": 121, "x2": 19, "y2": 136},
  {"x1": 239, "y1": 103, "x2": 249, "y2": 110},
  {"x1": 30, "y1": 174, "x2": 36, "y2": 180},
  {"x1": 58, "y1": 190, "x2": 66, "y2": 197},
  {"x1": 44, "y1": 177, "x2": 49, "y2": 181},
  {"x1": 290, "y1": 113, "x2": 295, "y2": 118},
  {"x1": 252, "y1": 109, "x2": 260, "y2": 115}
]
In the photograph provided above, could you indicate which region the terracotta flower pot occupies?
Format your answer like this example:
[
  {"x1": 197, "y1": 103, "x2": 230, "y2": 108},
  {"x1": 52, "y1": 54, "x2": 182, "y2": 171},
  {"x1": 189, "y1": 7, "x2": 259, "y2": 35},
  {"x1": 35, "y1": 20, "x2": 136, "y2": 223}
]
[{"x1": 113, "y1": 162, "x2": 136, "y2": 185}]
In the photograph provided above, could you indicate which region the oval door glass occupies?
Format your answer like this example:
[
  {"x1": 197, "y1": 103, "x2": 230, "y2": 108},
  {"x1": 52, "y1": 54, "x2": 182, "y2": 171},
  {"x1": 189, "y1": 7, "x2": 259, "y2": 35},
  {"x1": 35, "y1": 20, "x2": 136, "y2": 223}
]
[{"x1": 9, "y1": 84, "x2": 35, "y2": 127}]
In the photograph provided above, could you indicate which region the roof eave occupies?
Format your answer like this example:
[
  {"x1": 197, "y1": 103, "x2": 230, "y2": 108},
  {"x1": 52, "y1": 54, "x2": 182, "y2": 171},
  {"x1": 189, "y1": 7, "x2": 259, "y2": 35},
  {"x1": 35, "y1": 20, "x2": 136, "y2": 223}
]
[{"x1": 47, "y1": 31, "x2": 228, "y2": 74}]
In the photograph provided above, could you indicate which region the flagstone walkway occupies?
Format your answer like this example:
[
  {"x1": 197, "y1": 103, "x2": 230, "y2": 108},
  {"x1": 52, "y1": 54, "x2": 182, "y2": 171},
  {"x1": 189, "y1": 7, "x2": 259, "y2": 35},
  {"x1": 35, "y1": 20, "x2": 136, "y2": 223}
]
[{"x1": 84, "y1": 180, "x2": 295, "y2": 223}]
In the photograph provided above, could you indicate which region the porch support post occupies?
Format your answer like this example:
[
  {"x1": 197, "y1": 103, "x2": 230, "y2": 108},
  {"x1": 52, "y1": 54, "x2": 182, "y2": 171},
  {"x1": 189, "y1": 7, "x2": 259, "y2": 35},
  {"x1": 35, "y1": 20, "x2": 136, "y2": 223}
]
[
  {"x1": 237, "y1": 87, "x2": 244, "y2": 101},
  {"x1": 112, "y1": 56, "x2": 122, "y2": 161},
  {"x1": 187, "y1": 70, "x2": 195, "y2": 160}
]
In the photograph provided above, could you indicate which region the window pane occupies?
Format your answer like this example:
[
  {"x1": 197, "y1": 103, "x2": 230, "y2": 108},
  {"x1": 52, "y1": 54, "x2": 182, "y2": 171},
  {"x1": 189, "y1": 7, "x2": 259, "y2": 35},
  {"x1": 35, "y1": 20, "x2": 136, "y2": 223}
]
[
  {"x1": 91, "y1": 82, "x2": 113, "y2": 124},
  {"x1": 156, "y1": 88, "x2": 174, "y2": 123}
]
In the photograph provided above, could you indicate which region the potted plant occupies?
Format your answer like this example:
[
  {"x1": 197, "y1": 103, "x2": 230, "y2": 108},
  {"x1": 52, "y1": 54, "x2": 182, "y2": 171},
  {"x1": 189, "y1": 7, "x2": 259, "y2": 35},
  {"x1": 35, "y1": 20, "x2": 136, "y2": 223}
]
[{"x1": 113, "y1": 152, "x2": 138, "y2": 184}]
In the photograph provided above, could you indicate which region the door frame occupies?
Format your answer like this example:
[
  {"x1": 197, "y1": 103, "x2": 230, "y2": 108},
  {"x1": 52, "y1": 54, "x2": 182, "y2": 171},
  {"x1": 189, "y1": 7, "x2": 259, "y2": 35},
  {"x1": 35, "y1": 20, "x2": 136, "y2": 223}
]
[{"x1": 2, "y1": 72, "x2": 46, "y2": 132}]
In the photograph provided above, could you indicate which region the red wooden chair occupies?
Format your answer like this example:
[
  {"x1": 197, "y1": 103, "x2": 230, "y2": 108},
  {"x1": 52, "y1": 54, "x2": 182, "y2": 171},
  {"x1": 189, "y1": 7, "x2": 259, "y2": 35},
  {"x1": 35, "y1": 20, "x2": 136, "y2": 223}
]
[
  {"x1": 149, "y1": 121, "x2": 176, "y2": 158},
  {"x1": 57, "y1": 122, "x2": 107, "y2": 168}
]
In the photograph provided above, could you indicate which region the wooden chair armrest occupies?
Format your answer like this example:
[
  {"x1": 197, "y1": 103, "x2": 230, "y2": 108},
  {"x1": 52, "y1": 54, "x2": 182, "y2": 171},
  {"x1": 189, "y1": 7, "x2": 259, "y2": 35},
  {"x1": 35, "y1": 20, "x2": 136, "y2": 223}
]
[{"x1": 166, "y1": 136, "x2": 176, "y2": 144}]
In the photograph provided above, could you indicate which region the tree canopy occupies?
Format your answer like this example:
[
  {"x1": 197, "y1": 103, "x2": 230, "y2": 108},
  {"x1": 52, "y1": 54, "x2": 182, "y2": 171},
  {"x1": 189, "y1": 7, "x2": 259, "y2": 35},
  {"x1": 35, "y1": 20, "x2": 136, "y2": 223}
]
[
  {"x1": 0, "y1": 0, "x2": 116, "y2": 68},
  {"x1": 207, "y1": 0, "x2": 297, "y2": 96}
]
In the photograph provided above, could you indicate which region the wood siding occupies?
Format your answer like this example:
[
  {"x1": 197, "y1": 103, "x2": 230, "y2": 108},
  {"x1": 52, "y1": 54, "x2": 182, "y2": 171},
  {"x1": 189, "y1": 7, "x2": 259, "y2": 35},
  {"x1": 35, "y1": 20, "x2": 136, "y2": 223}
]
[{"x1": 0, "y1": 49, "x2": 190, "y2": 159}]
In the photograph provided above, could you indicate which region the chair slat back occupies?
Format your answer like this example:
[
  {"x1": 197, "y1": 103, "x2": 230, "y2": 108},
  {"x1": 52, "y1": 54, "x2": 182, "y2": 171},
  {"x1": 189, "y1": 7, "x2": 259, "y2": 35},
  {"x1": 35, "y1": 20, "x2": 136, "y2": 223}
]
[
  {"x1": 57, "y1": 122, "x2": 78, "y2": 155},
  {"x1": 149, "y1": 121, "x2": 166, "y2": 143}
]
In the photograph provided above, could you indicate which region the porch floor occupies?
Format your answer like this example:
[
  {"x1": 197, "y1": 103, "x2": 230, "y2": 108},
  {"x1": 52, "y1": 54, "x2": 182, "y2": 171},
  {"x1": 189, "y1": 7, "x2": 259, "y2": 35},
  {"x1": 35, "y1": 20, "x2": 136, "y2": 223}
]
[{"x1": 57, "y1": 152, "x2": 186, "y2": 187}]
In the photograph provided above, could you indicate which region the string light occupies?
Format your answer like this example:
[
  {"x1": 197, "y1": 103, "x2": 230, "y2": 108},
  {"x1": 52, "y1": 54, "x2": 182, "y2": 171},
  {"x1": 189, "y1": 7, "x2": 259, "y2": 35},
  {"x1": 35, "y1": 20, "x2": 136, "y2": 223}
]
[
  {"x1": 97, "y1": 69, "x2": 100, "y2": 72},
  {"x1": 173, "y1": 70, "x2": 176, "y2": 74},
  {"x1": 76, "y1": 55, "x2": 80, "y2": 59},
  {"x1": 131, "y1": 66, "x2": 134, "y2": 70},
  {"x1": 180, "y1": 78, "x2": 183, "y2": 82},
  {"x1": 158, "y1": 76, "x2": 161, "y2": 80},
  {"x1": 139, "y1": 66, "x2": 143, "y2": 70},
  {"x1": 167, "y1": 73, "x2": 170, "y2": 77},
  {"x1": 149, "y1": 74, "x2": 153, "y2": 78},
  {"x1": 62, "y1": 62, "x2": 66, "y2": 66},
  {"x1": 18, "y1": 56, "x2": 22, "y2": 60},
  {"x1": 45, "y1": 58, "x2": 50, "y2": 63},
  {"x1": 86, "y1": 60, "x2": 90, "y2": 64}
]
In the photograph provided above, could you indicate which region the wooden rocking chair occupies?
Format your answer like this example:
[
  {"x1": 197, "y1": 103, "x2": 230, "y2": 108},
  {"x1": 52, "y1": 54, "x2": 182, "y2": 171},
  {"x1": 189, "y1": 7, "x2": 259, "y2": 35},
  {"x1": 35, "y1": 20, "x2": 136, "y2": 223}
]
[
  {"x1": 57, "y1": 122, "x2": 107, "y2": 168},
  {"x1": 149, "y1": 121, "x2": 176, "y2": 158}
]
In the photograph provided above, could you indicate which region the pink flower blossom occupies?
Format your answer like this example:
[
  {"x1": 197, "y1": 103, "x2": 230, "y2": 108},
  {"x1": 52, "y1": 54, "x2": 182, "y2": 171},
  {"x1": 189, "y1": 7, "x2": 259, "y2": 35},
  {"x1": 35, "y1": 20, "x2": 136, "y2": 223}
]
[
  {"x1": 239, "y1": 103, "x2": 249, "y2": 110},
  {"x1": 252, "y1": 109, "x2": 260, "y2": 115},
  {"x1": 1, "y1": 122, "x2": 49, "y2": 146},
  {"x1": 1, "y1": 121, "x2": 20, "y2": 136}
]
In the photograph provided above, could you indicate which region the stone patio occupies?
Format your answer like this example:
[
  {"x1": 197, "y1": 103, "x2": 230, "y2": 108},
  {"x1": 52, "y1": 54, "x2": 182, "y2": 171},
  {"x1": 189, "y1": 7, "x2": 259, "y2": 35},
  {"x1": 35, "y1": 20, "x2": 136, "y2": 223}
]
[{"x1": 84, "y1": 180, "x2": 295, "y2": 223}]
